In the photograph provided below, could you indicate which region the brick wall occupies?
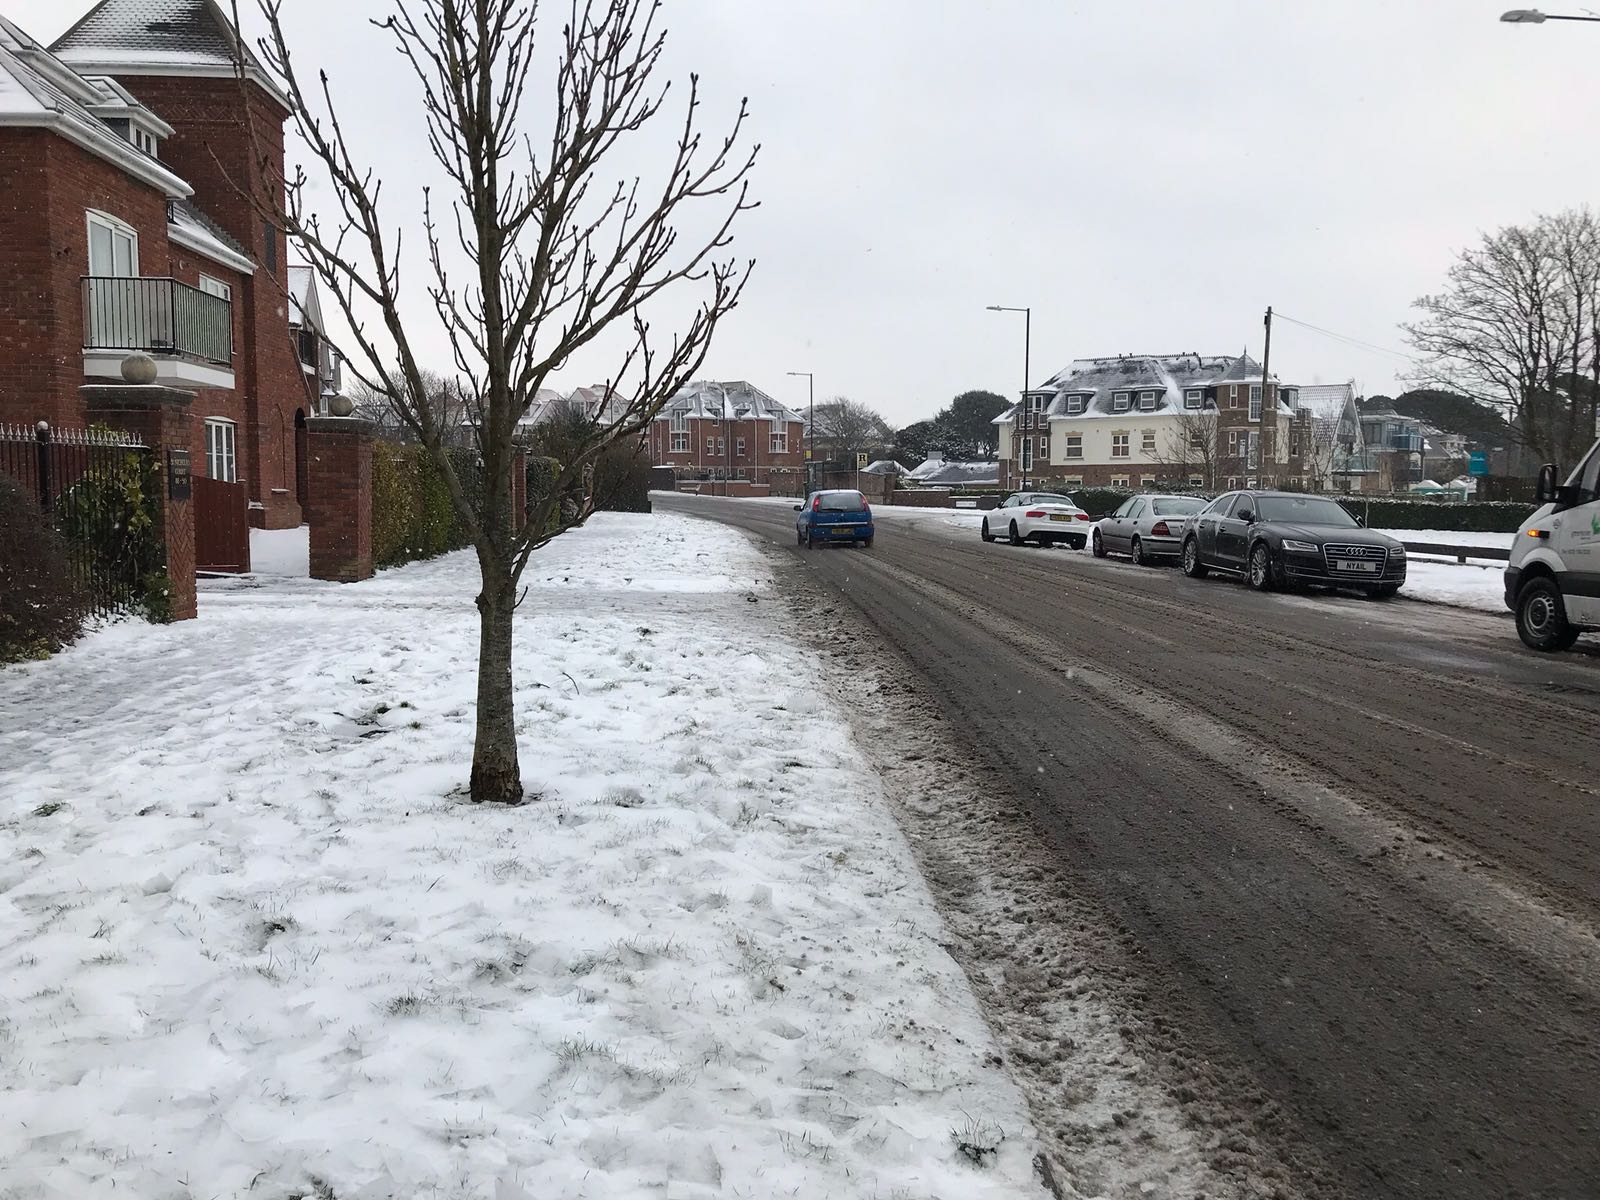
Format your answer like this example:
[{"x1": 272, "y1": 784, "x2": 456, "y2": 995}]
[
  {"x1": 0, "y1": 132, "x2": 172, "y2": 430},
  {"x1": 647, "y1": 414, "x2": 804, "y2": 486},
  {"x1": 123, "y1": 76, "x2": 304, "y2": 528},
  {"x1": 305, "y1": 417, "x2": 373, "y2": 582}
]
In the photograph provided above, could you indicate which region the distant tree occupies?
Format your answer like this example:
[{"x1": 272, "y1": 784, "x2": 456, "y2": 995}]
[
  {"x1": 892, "y1": 418, "x2": 945, "y2": 464},
  {"x1": 352, "y1": 369, "x2": 472, "y2": 445},
  {"x1": 811, "y1": 397, "x2": 893, "y2": 465},
  {"x1": 1392, "y1": 389, "x2": 1510, "y2": 446},
  {"x1": 1153, "y1": 408, "x2": 1224, "y2": 491},
  {"x1": 943, "y1": 390, "x2": 1010, "y2": 459},
  {"x1": 1404, "y1": 207, "x2": 1600, "y2": 467}
]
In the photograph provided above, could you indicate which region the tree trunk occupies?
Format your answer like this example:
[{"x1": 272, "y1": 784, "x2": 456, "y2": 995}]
[{"x1": 470, "y1": 573, "x2": 522, "y2": 803}]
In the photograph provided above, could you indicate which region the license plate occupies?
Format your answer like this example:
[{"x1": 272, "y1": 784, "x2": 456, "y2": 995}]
[
  {"x1": 1334, "y1": 560, "x2": 1379, "y2": 574},
  {"x1": 1049, "y1": 514, "x2": 1070, "y2": 522},
  {"x1": 833, "y1": 526, "x2": 854, "y2": 534}
]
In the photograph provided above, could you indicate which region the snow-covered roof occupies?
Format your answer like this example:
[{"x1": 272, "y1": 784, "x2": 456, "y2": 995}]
[
  {"x1": 1296, "y1": 382, "x2": 1358, "y2": 423},
  {"x1": 658, "y1": 380, "x2": 802, "y2": 425},
  {"x1": 860, "y1": 459, "x2": 913, "y2": 476},
  {"x1": 170, "y1": 197, "x2": 253, "y2": 273},
  {"x1": 514, "y1": 387, "x2": 568, "y2": 428},
  {"x1": 996, "y1": 352, "x2": 1294, "y2": 424},
  {"x1": 905, "y1": 456, "x2": 998, "y2": 486},
  {"x1": 0, "y1": 14, "x2": 190, "y2": 198},
  {"x1": 51, "y1": 0, "x2": 291, "y2": 113}
]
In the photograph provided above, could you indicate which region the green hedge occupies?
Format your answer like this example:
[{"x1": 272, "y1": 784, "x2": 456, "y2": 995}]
[
  {"x1": 371, "y1": 444, "x2": 484, "y2": 569},
  {"x1": 592, "y1": 442, "x2": 651, "y2": 513},
  {"x1": 1332, "y1": 497, "x2": 1536, "y2": 533},
  {"x1": 0, "y1": 477, "x2": 87, "y2": 662}
]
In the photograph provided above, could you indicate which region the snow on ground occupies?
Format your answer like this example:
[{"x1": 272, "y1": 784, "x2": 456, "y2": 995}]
[
  {"x1": 1376, "y1": 528, "x2": 1517, "y2": 552},
  {"x1": 1398, "y1": 559, "x2": 1506, "y2": 614},
  {"x1": 247, "y1": 524, "x2": 310, "y2": 577},
  {"x1": 0, "y1": 513, "x2": 1047, "y2": 1200}
]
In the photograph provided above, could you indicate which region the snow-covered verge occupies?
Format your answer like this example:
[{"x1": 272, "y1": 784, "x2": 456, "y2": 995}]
[
  {"x1": 0, "y1": 514, "x2": 1047, "y2": 1200},
  {"x1": 1400, "y1": 559, "x2": 1505, "y2": 614}
]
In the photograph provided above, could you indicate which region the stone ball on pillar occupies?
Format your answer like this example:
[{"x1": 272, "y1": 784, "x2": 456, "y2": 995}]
[
  {"x1": 120, "y1": 353, "x2": 158, "y2": 385},
  {"x1": 327, "y1": 393, "x2": 355, "y2": 418}
]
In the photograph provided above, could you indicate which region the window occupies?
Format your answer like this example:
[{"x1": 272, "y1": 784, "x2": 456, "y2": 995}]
[
  {"x1": 131, "y1": 127, "x2": 158, "y2": 157},
  {"x1": 198, "y1": 273, "x2": 231, "y2": 301},
  {"x1": 1111, "y1": 433, "x2": 1130, "y2": 458},
  {"x1": 771, "y1": 429, "x2": 788, "y2": 453},
  {"x1": 1028, "y1": 394, "x2": 1047, "y2": 428},
  {"x1": 1064, "y1": 476, "x2": 1083, "y2": 488},
  {"x1": 1111, "y1": 498, "x2": 1138, "y2": 518},
  {"x1": 1189, "y1": 432, "x2": 1206, "y2": 450},
  {"x1": 1228, "y1": 385, "x2": 1239, "y2": 408},
  {"x1": 205, "y1": 419, "x2": 237, "y2": 482},
  {"x1": 1113, "y1": 391, "x2": 1131, "y2": 413},
  {"x1": 1065, "y1": 434, "x2": 1082, "y2": 459},
  {"x1": 736, "y1": 437, "x2": 745, "y2": 457},
  {"x1": 1184, "y1": 389, "x2": 1202, "y2": 410},
  {"x1": 1037, "y1": 437, "x2": 1049, "y2": 460},
  {"x1": 1189, "y1": 475, "x2": 1204, "y2": 487},
  {"x1": 1290, "y1": 428, "x2": 1301, "y2": 456},
  {"x1": 1139, "y1": 390, "x2": 1157, "y2": 411},
  {"x1": 669, "y1": 411, "x2": 689, "y2": 453},
  {"x1": 1249, "y1": 385, "x2": 1262, "y2": 422},
  {"x1": 1140, "y1": 476, "x2": 1155, "y2": 488},
  {"x1": 1141, "y1": 430, "x2": 1156, "y2": 454},
  {"x1": 1066, "y1": 394, "x2": 1086, "y2": 414},
  {"x1": 1228, "y1": 430, "x2": 1239, "y2": 453},
  {"x1": 1111, "y1": 475, "x2": 1130, "y2": 488},
  {"x1": 705, "y1": 436, "x2": 715, "y2": 455},
  {"x1": 1020, "y1": 437, "x2": 1034, "y2": 471},
  {"x1": 716, "y1": 437, "x2": 725, "y2": 455},
  {"x1": 86, "y1": 211, "x2": 137, "y2": 277},
  {"x1": 262, "y1": 221, "x2": 278, "y2": 274}
]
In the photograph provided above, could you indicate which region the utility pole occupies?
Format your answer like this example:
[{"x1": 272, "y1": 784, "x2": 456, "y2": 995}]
[
  {"x1": 986, "y1": 305, "x2": 1032, "y2": 489},
  {"x1": 1259, "y1": 305, "x2": 1273, "y2": 488}
]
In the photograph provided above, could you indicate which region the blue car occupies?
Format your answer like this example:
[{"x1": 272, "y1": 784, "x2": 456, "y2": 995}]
[{"x1": 795, "y1": 489, "x2": 875, "y2": 547}]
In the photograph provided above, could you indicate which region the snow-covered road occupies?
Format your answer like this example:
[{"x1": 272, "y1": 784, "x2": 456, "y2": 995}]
[{"x1": 0, "y1": 514, "x2": 1048, "y2": 1200}]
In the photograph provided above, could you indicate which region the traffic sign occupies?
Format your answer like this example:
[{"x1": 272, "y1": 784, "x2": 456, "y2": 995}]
[
  {"x1": 1468, "y1": 450, "x2": 1489, "y2": 477},
  {"x1": 857, "y1": 453, "x2": 868, "y2": 468}
]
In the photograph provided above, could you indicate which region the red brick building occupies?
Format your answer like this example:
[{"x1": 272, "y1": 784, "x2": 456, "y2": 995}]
[
  {"x1": 647, "y1": 381, "x2": 806, "y2": 495},
  {"x1": 0, "y1": 1, "x2": 334, "y2": 535}
]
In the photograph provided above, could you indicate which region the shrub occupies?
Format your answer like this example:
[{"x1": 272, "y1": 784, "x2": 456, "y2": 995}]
[
  {"x1": 0, "y1": 476, "x2": 87, "y2": 662},
  {"x1": 592, "y1": 441, "x2": 652, "y2": 512},
  {"x1": 50, "y1": 439, "x2": 171, "y2": 623},
  {"x1": 1332, "y1": 497, "x2": 1536, "y2": 533},
  {"x1": 370, "y1": 443, "x2": 484, "y2": 568}
]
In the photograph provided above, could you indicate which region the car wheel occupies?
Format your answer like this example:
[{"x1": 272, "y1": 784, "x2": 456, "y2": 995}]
[
  {"x1": 1092, "y1": 529, "x2": 1107, "y2": 558},
  {"x1": 1248, "y1": 541, "x2": 1275, "y2": 591},
  {"x1": 981, "y1": 519, "x2": 994, "y2": 543},
  {"x1": 1182, "y1": 536, "x2": 1209, "y2": 578},
  {"x1": 803, "y1": 528, "x2": 813, "y2": 549},
  {"x1": 863, "y1": 536, "x2": 874, "y2": 548},
  {"x1": 1516, "y1": 577, "x2": 1580, "y2": 651},
  {"x1": 796, "y1": 527, "x2": 805, "y2": 546},
  {"x1": 1009, "y1": 521, "x2": 1024, "y2": 547},
  {"x1": 1131, "y1": 536, "x2": 1147, "y2": 567}
]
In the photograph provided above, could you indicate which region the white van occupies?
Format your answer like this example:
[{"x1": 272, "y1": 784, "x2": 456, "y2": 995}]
[{"x1": 1505, "y1": 441, "x2": 1600, "y2": 651}]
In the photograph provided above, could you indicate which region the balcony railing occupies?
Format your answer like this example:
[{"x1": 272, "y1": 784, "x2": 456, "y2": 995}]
[{"x1": 82, "y1": 276, "x2": 232, "y2": 367}]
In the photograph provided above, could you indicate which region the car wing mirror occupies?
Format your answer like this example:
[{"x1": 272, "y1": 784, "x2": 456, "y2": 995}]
[
  {"x1": 1236, "y1": 509, "x2": 1254, "y2": 523},
  {"x1": 792, "y1": 504, "x2": 803, "y2": 511}
]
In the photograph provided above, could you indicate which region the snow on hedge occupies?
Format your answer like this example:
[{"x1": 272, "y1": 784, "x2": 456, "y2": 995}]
[{"x1": 0, "y1": 514, "x2": 1046, "y2": 1200}]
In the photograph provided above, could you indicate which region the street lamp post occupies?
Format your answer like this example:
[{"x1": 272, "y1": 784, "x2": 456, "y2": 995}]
[
  {"x1": 1500, "y1": 9, "x2": 1600, "y2": 21},
  {"x1": 786, "y1": 370, "x2": 814, "y2": 495},
  {"x1": 986, "y1": 305, "x2": 1031, "y2": 489}
]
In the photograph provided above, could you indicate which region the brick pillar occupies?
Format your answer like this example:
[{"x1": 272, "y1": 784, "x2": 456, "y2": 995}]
[
  {"x1": 81, "y1": 384, "x2": 198, "y2": 622},
  {"x1": 511, "y1": 449, "x2": 527, "y2": 533},
  {"x1": 305, "y1": 417, "x2": 374, "y2": 582}
]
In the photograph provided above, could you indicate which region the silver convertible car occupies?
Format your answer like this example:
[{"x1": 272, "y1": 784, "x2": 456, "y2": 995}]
[{"x1": 1091, "y1": 494, "x2": 1208, "y2": 565}]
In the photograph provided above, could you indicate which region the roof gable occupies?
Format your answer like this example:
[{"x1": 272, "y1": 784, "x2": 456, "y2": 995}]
[{"x1": 51, "y1": 0, "x2": 291, "y2": 112}]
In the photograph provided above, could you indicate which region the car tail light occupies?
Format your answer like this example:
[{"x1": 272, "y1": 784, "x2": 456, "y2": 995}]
[
  {"x1": 1152, "y1": 521, "x2": 1171, "y2": 536},
  {"x1": 1074, "y1": 512, "x2": 1091, "y2": 520},
  {"x1": 812, "y1": 496, "x2": 821, "y2": 512},
  {"x1": 1026, "y1": 509, "x2": 1046, "y2": 518}
]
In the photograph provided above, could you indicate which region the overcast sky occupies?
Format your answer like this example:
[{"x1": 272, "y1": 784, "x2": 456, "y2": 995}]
[{"x1": 13, "y1": 0, "x2": 1600, "y2": 424}]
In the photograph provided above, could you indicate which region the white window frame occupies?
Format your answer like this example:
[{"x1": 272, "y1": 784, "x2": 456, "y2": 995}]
[
  {"x1": 735, "y1": 437, "x2": 745, "y2": 457},
  {"x1": 1111, "y1": 433, "x2": 1130, "y2": 459},
  {"x1": 1066, "y1": 395, "x2": 1086, "y2": 415},
  {"x1": 86, "y1": 210, "x2": 138, "y2": 277},
  {"x1": 1141, "y1": 429, "x2": 1157, "y2": 454},
  {"x1": 1188, "y1": 475, "x2": 1204, "y2": 487},
  {"x1": 198, "y1": 273, "x2": 231, "y2": 301},
  {"x1": 705, "y1": 436, "x2": 715, "y2": 456},
  {"x1": 131, "y1": 127, "x2": 158, "y2": 156},
  {"x1": 204, "y1": 418, "x2": 237, "y2": 482},
  {"x1": 670, "y1": 432, "x2": 689, "y2": 452},
  {"x1": 1138, "y1": 390, "x2": 1157, "y2": 411},
  {"x1": 716, "y1": 436, "x2": 725, "y2": 455},
  {"x1": 1037, "y1": 436, "x2": 1049, "y2": 460},
  {"x1": 1184, "y1": 389, "x2": 1202, "y2": 409},
  {"x1": 1064, "y1": 476, "x2": 1083, "y2": 488},
  {"x1": 770, "y1": 429, "x2": 788, "y2": 454},
  {"x1": 1249, "y1": 385, "x2": 1263, "y2": 422},
  {"x1": 1140, "y1": 476, "x2": 1155, "y2": 487},
  {"x1": 1112, "y1": 391, "x2": 1131, "y2": 413},
  {"x1": 1065, "y1": 434, "x2": 1083, "y2": 459},
  {"x1": 1111, "y1": 475, "x2": 1130, "y2": 488}
]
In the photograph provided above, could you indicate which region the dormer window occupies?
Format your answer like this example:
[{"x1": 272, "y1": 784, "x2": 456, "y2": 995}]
[
  {"x1": 131, "y1": 128, "x2": 158, "y2": 157},
  {"x1": 1065, "y1": 394, "x2": 1086, "y2": 415},
  {"x1": 1184, "y1": 389, "x2": 1203, "y2": 409},
  {"x1": 1112, "y1": 391, "x2": 1130, "y2": 413},
  {"x1": 1138, "y1": 390, "x2": 1157, "y2": 411}
]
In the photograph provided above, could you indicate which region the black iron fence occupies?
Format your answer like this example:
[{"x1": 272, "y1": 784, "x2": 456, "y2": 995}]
[
  {"x1": 0, "y1": 422, "x2": 159, "y2": 619},
  {"x1": 82, "y1": 275, "x2": 233, "y2": 366}
]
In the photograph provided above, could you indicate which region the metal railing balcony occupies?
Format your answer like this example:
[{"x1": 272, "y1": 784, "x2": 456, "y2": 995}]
[{"x1": 81, "y1": 276, "x2": 232, "y2": 367}]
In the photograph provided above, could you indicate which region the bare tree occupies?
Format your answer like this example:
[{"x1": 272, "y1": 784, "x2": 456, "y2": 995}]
[
  {"x1": 1404, "y1": 208, "x2": 1600, "y2": 468},
  {"x1": 810, "y1": 396, "x2": 892, "y2": 465},
  {"x1": 236, "y1": 0, "x2": 756, "y2": 801},
  {"x1": 351, "y1": 369, "x2": 473, "y2": 445},
  {"x1": 1300, "y1": 417, "x2": 1340, "y2": 493},
  {"x1": 1153, "y1": 408, "x2": 1223, "y2": 490}
]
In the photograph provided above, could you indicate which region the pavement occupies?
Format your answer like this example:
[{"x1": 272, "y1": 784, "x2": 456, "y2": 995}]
[{"x1": 659, "y1": 492, "x2": 1600, "y2": 1200}]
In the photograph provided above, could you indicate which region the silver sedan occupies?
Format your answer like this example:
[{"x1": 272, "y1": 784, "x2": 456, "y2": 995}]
[{"x1": 1092, "y1": 494, "x2": 1209, "y2": 565}]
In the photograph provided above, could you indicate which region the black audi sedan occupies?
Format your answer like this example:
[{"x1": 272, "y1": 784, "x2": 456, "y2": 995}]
[{"x1": 1178, "y1": 490, "x2": 1406, "y2": 597}]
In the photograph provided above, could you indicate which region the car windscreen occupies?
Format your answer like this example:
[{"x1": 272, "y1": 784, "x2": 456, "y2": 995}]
[
  {"x1": 817, "y1": 492, "x2": 867, "y2": 511},
  {"x1": 1151, "y1": 497, "x2": 1205, "y2": 517},
  {"x1": 1255, "y1": 496, "x2": 1358, "y2": 527},
  {"x1": 1028, "y1": 494, "x2": 1075, "y2": 507}
]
